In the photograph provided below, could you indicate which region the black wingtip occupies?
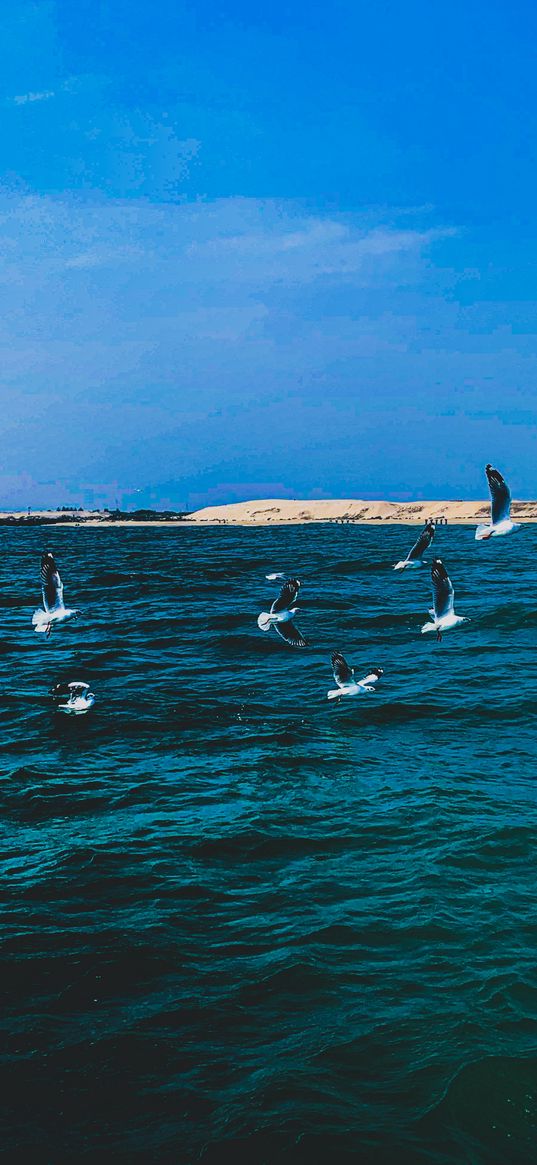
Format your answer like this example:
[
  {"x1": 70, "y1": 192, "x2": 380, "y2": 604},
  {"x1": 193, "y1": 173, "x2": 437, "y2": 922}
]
[{"x1": 41, "y1": 550, "x2": 56, "y2": 576}]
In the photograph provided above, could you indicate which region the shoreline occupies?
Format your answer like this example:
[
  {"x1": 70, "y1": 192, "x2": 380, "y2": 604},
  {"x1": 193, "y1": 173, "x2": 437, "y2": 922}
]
[{"x1": 2, "y1": 498, "x2": 537, "y2": 527}]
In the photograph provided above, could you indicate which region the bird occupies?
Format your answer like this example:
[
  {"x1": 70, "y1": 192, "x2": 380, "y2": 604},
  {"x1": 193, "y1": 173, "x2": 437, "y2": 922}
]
[
  {"x1": 257, "y1": 577, "x2": 308, "y2": 647},
  {"x1": 475, "y1": 463, "x2": 520, "y2": 540},
  {"x1": 265, "y1": 572, "x2": 286, "y2": 581},
  {"x1": 393, "y1": 521, "x2": 435, "y2": 570},
  {"x1": 51, "y1": 680, "x2": 95, "y2": 715},
  {"x1": 421, "y1": 558, "x2": 467, "y2": 640},
  {"x1": 32, "y1": 551, "x2": 80, "y2": 636},
  {"x1": 327, "y1": 652, "x2": 383, "y2": 700}
]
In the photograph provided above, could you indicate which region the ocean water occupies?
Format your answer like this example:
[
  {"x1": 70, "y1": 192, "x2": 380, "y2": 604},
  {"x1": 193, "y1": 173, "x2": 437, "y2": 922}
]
[{"x1": 3, "y1": 522, "x2": 537, "y2": 1164}]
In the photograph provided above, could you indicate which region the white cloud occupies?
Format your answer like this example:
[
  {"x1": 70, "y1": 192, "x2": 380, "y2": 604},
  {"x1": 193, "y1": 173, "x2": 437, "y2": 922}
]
[
  {"x1": 0, "y1": 194, "x2": 446, "y2": 291},
  {"x1": 11, "y1": 89, "x2": 55, "y2": 105},
  {"x1": 2, "y1": 190, "x2": 532, "y2": 506}
]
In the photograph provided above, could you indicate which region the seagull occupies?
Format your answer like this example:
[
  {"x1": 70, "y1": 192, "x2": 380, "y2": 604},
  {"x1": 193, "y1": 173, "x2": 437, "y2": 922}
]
[
  {"x1": 52, "y1": 681, "x2": 95, "y2": 715},
  {"x1": 421, "y1": 558, "x2": 467, "y2": 640},
  {"x1": 327, "y1": 652, "x2": 383, "y2": 700},
  {"x1": 475, "y1": 463, "x2": 520, "y2": 540},
  {"x1": 265, "y1": 572, "x2": 286, "y2": 581},
  {"x1": 257, "y1": 577, "x2": 308, "y2": 647},
  {"x1": 32, "y1": 551, "x2": 80, "y2": 636},
  {"x1": 393, "y1": 521, "x2": 435, "y2": 570}
]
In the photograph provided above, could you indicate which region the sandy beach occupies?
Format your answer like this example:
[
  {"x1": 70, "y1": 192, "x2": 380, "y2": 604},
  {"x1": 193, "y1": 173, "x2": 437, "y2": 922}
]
[{"x1": 3, "y1": 499, "x2": 537, "y2": 526}]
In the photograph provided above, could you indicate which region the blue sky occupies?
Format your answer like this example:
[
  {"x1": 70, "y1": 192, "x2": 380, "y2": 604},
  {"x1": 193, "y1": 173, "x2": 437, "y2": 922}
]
[{"x1": 2, "y1": 0, "x2": 537, "y2": 509}]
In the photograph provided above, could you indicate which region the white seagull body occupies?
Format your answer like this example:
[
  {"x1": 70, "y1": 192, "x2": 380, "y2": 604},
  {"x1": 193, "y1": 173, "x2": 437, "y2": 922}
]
[
  {"x1": 257, "y1": 578, "x2": 308, "y2": 647},
  {"x1": 55, "y1": 681, "x2": 95, "y2": 716},
  {"x1": 327, "y1": 652, "x2": 383, "y2": 700},
  {"x1": 475, "y1": 464, "x2": 520, "y2": 540},
  {"x1": 32, "y1": 551, "x2": 80, "y2": 636},
  {"x1": 265, "y1": 572, "x2": 286, "y2": 581},
  {"x1": 421, "y1": 558, "x2": 467, "y2": 640},
  {"x1": 393, "y1": 522, "x2": 435, "y2": 571}
]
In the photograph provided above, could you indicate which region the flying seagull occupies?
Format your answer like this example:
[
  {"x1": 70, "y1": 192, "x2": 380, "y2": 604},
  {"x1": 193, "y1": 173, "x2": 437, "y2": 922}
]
[
  {"x1": 32, "y1": 551, "x2": 80, "y2": 636},
  {"x1": 393, "y1": 521, "x2": 435, "y2": 571},
  {"x1": 327, "y1": 652, "x2": 383, "y2": 700},
  {"x1": 475, "y1": 464, "x2": 520, "y2": 540},
  {"x1": 421, "y1": 558, "x2": 467, "y2": 640},
  {"x1": 265, "y1": 572, "x2": 286, "y2": 581},
  {"x1": 257, "y1": 578, "x2": 308, "y2": 647}
]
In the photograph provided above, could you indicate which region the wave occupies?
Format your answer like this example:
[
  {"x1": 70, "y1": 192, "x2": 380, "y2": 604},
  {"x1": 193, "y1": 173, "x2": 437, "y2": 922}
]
[{"x1": 3, "y1": 523, "x2": 537, "y2": 1164}]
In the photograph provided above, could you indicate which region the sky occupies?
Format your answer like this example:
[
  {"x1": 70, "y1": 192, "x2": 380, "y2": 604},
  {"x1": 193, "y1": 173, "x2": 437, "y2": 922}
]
[{"x1": 2, "y1": 0, "x2": 537, "y2": 510}]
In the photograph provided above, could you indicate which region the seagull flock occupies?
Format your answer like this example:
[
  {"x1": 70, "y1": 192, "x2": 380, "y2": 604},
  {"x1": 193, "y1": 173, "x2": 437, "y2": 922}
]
[
  {"x1": 32, "y1": 463, "x2": 518, "y2": 712},
  {"x1": 255, "y1": 462, "x2": 519, "y2": 692}
]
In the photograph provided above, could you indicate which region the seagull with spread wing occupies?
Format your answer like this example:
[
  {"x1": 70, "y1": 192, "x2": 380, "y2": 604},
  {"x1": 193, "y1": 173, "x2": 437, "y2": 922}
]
[
  {"x1": 475, "y1": 463, "x2": 520, "y2": 540},
  {"x1": 393, "y1": 521, "x2": 435, "y2": 571},
  {"x1": 327, "y1": 652, "x2": 383, "y2": 700},
  {"x1": 257, "y1": 577, "x2": 308, "y2": 647},
  {"x1": 32, "y1": 551, "x2": 80, "y2": 636},
  {"x1": 421, "y1": 558, "x2": 467, "y2": 640},
  {"x1": 51, "y1": 681, "x2": 95, "y2": 715}
]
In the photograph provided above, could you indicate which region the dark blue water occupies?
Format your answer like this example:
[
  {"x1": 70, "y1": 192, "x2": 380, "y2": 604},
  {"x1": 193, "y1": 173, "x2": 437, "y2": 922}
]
[{"x1": 3, "y1": 523, "x2": 537, "y2": 1164}]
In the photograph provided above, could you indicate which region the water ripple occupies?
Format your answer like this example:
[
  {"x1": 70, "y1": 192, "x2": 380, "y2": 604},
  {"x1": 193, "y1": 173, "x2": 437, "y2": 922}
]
[{"x1": 2, "y1": 523, "x2": 537, "y2": 1162}]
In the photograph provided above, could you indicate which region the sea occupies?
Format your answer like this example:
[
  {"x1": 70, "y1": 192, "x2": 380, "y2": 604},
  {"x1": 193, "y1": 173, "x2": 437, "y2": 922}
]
[{"x1": 3, "y1": 522, "x2": 537, "y2": 1164}]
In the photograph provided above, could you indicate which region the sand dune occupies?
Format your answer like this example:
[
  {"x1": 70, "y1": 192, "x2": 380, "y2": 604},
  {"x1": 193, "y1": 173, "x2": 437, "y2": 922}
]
[
  {"x1": 3, "y1": 498, "x2": 537, "y2": 527},
  {"x1": 187, "y1": 497, "x2": 537, "y2": 525}
]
